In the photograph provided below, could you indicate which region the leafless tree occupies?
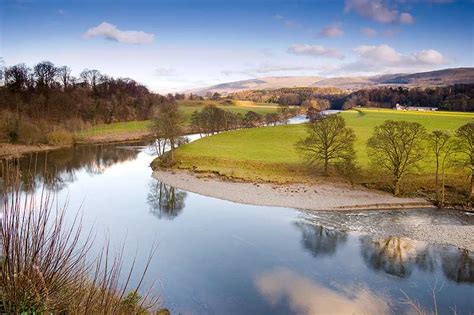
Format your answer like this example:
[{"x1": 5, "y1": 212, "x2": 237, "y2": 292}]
[
  {"x1": 296, "y1": 114, "x2": 356, "y2": 176},
  {"x1": 4, "y1": 63, "x2": 30, "y2": 92},
  {"x1": 80, "y1": 69, "x2": 102, "y2": 92},
  {"x1": 454, "y1": 122, "x2": 474, "y2": 201},
  {"x1": 428, "y1": 130, "x2": 455, "y2": 205},
  {"x1": 150, "y1": 102, "x2": 184, "y2": 163},
  {"x1": 34, "y1": 61, "x2": 58, "y2": 91},
  {"x1": 57, "y1": 65, "x2": 72, "y2": 89},
  {"x1": 367, "y1": 120, "x2": 427, "y2": 196}
]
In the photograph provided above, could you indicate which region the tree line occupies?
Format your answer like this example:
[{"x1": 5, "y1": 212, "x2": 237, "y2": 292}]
[
  {"x1": 297, "y1": 115, "x2": 473, "y2": 207},
  {"x1": 227, "y1": 85, "x2": 474, "y2": 112},
  {"x1": 0, "y1": 61, "x2": 176, "y2": 145},
  {"x1": 229, "y1": 87, "x2": 347, "y2": 108},
  {"x1": 343, "y1": 85, "x2": 474, "y2": 111},
  {"x1": 1, "y1": 61, "x2": 173, "y2": 123},
  {"x1": 189, "y1": 104, "x2": 297, "y2": 136}
]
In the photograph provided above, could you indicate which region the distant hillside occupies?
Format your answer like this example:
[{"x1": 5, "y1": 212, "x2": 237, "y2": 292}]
[
  {"x1": 190, "y1": 68, "x2": 474, "y2": 94},
  {"x1": 189, "y1": 76, "x2": 321, "y2": 95},
  {"x1": 375, "y1": 68, "x2": 474, "y2": 86}
]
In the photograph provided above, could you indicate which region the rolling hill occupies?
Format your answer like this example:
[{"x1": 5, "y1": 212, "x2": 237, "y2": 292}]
[{"x1": 189, "y1": 67, "x2": 474, "y2": 95}]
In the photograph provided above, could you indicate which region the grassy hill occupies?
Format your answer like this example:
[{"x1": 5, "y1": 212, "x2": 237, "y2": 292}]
[{"x1": 173, "y1": 109, "x2": 474, "y2": 184}]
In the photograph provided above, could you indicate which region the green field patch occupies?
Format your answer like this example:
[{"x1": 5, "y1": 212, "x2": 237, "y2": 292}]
[{"x1": 174, "y1": 109, "x2": 474, "y2": 182}]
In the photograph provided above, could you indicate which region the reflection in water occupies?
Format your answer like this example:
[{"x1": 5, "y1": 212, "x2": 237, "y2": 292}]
[
  {"x1": 441, "y1": 248, "x2": 474, "y2": 283},
  {"x1": 147, "y1": 180, "x2": 187, "y2": 220},
  {"x1": 360, "y1": 236, "x2": 434, "y2": 278},
  {"x1": 360, "y1": 236, "x2": 474, "y2": 283},
  {"x1": 255, "y1": 268, "x2": 390, "y2": 315},
  {"x1": 0, "y1": 144, "x2": 141, "y2": 193},
  {"x1": 295, "y1": 223, "x2": 347, "y2": 257}
]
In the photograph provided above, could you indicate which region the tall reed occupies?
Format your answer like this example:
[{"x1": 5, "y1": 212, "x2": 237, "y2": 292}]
[{"x1": 0, "y1": 166, "x2": 160, "y2": 314}]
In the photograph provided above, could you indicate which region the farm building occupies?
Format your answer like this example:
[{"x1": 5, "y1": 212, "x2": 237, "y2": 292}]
[{"x1": 395, "y1": 103, "x2": 438, "y2": 111}]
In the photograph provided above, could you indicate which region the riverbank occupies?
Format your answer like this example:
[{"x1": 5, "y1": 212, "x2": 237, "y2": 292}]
[
  {"x1": 0, "y1": 130, "x2": 153, "y2": 159},
  {"x1": 0, "y1": 143, "x2": 65, "y2": 158},
  {"x1": 153, "y1": 169, "x2": 474, "y2": 250},
  {"x1": 152, "y1": 169, "x2": 433, "y2": 211}
]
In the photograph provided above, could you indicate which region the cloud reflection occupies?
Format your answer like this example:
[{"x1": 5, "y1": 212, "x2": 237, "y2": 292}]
[{"x1": 255, "y1": 268, "x2": 390, "y2": 315}]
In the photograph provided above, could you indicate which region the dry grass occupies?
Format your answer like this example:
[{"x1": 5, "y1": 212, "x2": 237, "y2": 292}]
[{"x1": 0, "y1": 167, "x2": 160, "y2": 314}]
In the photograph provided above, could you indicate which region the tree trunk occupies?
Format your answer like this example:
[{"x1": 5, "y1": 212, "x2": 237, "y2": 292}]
[
  {"x1": 323, "y1": 159, "x2": 328, "y2": 176},
  {"x1": 435, "y1": 157, "x2": 439, "y2": 201},
  {"x1": 394, "y1": 178, "x2": 401, "y2": 196},
  {"x1": 441, "y1": 164, "x2": 446, "y2": 208},
  {"x1": 471, "y1": 168, "x2": 473, "y2": 201}
]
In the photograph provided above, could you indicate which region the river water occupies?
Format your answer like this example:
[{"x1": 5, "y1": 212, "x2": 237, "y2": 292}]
[{"x1": 1, "y1": 142, "x2": 473, "y2": 314}]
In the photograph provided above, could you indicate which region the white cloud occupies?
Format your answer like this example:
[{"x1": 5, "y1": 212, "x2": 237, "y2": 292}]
[
  {"x1": 413, "y1": 49, "x2": 446, "y2": 64},
  {"x1": 288, "y1": 44, "x2": 344, "y2": 59},
  {"x1": 399, "y1": 12, "x2": 415, "y2": 24},
  {"x1": 360, "y1": 27, "x2": 378, "y2": 37},
  {"x1": 354, "y1": 44, "x2": 447, "y2": 65},
  {"x1": 319, "y1": 24, "x2": 344, "y2": 38},
  {"x1": 83, "y1": 22, "x2": 154, "y2": 45},
  {"x1": 341, "y1": 44, "x2": 448, "y2": 73},
  {"x1": 354, "y1": 44, "x2": 402, "y2": 63},
  {"x1": 345, "y1": 0, "x2": 415, "y2": 24}
]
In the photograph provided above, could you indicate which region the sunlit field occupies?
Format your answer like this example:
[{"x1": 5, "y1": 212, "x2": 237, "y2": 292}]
[{"x1": 174, "y1": 108, "x2": 474, "y2": 182}]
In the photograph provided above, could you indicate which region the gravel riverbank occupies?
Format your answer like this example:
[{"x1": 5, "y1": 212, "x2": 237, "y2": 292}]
[{"x1": 152, "y1": 169, "x2": 433, "y2": 211}]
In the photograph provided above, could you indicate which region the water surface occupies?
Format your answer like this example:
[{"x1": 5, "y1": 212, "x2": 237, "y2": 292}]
[{"x1": 1, "y1": 142, "x2": 473, "y2": 314}]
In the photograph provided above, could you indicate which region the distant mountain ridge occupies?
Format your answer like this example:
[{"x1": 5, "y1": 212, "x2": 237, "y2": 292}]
[{"x1": 189, "y1": 68, "x2": 474, "y2": 95}]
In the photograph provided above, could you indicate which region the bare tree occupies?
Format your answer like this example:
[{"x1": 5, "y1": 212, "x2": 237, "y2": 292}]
[
  {"x1": 80, "y1": 69, "x2": 102, "y2": 92},
  {"x1": 150, "y1": 102, "x2": 184, "y2": 163},
  {"x1": 57, "y1": 65, "x2": 72, "y2": 89},
  {"x1": 454, "y1": 122, "x2": 474, "y2": 201},
  {"x1": 296, "y1": 114, "x2": 356, "y2": 176},
  {"x1": 428, "y1": 130, "x2": 454, "y2": 205},
  {"x1": 33, "y1": 61, "x2": 58, "y2": 90},
  {"x1": 367, "y1": 120, "x2": 427, "y2": 196},
  {"x1": 4, "y1": 63, "x2": 30, "y2": 92}
]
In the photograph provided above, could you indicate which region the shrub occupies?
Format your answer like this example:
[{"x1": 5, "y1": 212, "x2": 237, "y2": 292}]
[
  {"x1": 18, "y1": 120, "x2": 45, "y2": 145},
  {"x1": 46, "y1": 129, "x2": 74, "y2": 146},
  {"x1": 0, "y1": 111, "x2": 20, "y2": 143}
]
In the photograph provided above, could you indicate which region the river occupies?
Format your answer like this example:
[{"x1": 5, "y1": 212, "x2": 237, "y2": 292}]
[{"x1": 1, "y1": 142, "x2": 473, "y2": 314}]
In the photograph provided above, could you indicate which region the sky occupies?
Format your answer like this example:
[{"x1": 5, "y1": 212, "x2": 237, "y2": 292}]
[{"x1": 1, "y1": 0, "x2": 473, "y2": 92}]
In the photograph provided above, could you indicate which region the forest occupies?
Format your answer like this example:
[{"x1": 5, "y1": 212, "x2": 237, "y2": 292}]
[{"x1": 0, "y1": 61, "x2": 175, "y2": 145}]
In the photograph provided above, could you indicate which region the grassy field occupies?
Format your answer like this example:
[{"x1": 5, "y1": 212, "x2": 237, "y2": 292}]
[
  {"x1": 174, "y1": 108, "x2": 474, "y2": 183},
  {"x1": 77, "y1": 100, "x2": 280, "y2": 140}
]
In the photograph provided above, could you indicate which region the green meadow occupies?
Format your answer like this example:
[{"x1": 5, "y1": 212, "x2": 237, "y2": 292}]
[
  {"x1": 174, "y1": 108, "x2": 474, "y2": 182},
  {"x1": 78, "y1": 100, "x2": 279, "y2": 139}
]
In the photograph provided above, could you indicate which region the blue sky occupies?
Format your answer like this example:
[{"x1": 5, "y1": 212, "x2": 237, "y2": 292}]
[{"x1": 2, "y1": 0, "x2": 473, "y2": 92}]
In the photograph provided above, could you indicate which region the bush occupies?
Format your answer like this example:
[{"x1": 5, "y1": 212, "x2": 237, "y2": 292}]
[
  {"x1": 46, "y1": 129, "x2": 74, "y2": 146},
  {"x1": 19, "y1": 120, "x2": 45, "y2": 145},
  {"x1": 0, "y1": 111, "x2": 20, "y2": 143}
]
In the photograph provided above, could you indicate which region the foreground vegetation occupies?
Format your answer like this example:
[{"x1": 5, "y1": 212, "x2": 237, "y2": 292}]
[
  {"x1": 169, "y1": 109, "x2": 473, "y2": 207},
  {"x1": 0, "y1": 170, "x2": 160, "y2": 313}
]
